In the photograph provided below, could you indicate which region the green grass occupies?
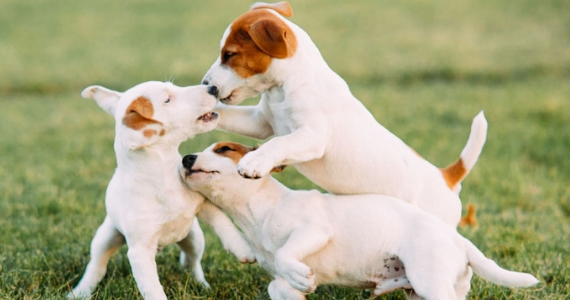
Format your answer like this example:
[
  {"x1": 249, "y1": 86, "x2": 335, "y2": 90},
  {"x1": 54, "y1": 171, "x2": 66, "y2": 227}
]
[{"x1": 0, "y1": 0, "x2": 569, "y2": 299}]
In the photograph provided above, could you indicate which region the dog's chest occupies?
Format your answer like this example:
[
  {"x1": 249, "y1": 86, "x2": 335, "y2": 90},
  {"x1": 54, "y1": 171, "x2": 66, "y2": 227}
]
[
  {"x1": 263, "y1": 91, "x2": 297, "y2": 136},
  {"x1": 155, "y1": 189, "x2": 198, "y2": 242}
]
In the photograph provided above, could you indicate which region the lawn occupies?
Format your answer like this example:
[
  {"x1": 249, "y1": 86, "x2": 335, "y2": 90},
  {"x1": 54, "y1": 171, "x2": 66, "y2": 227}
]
[{"x1": 0, "y1": 0, "x2": 569, "y2": 299}]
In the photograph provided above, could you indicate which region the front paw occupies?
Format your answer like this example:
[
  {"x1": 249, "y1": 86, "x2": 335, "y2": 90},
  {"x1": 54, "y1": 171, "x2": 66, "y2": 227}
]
[
  {"x1": 237, "y1": 151, "x2": 274, "y2": 179},
  {"x1": 229, "y1": 241, "x2": 256, "y2": 264},
  {"x1": 275, "y1": 257, "x2": 317, "y2": 293},
  {"x1": 224, "y1": 234, "x2": 257, "y2": 264},
  {"x1": 236, "y1": 248, "x2": 257, "y2": 264}
]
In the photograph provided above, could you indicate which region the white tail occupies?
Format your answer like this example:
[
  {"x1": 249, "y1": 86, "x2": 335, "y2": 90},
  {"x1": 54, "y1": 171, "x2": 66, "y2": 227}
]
[
  {"x1": 460, "y1": 111, "x2": 488, "y2": 172},
  {"x1": 441, "y1": 111, "x2": 488, "y2": 192},
  {"x1": 464, "y1": 238, "x2": 539, "y2": 287}
]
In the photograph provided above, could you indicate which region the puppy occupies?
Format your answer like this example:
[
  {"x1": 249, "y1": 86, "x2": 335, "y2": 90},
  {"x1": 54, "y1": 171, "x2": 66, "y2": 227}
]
[
  {"x1": 201, "y1": 1, "x2": 487, "y2": 227},
  {"x1": 181, "y1": 141, "x2": 539, "y2": 300},
  {"x1": 68, "y1": 82, "x2": 254, "y2": 300}
]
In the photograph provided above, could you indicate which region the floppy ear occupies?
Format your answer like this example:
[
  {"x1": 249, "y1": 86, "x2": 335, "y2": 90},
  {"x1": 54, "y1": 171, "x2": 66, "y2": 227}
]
[
  {"x1": 81, "y1": 85, "x2": 122, "y2": 116},
  {"x1": 249, "y1": 17, "x2": 296, "y2": 58},
  {"x1": 121, "y1": 96, "x2": 165, "y2": 150}
]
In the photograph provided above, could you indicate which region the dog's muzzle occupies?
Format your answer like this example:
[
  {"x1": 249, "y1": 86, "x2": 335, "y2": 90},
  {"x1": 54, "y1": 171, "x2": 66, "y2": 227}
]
[
  {"x1": 206, "y1": 85, "x2": 219, "y2": 98},
  {"x1": 182, "y1": 154, "x2": 197, "y2": 170}
]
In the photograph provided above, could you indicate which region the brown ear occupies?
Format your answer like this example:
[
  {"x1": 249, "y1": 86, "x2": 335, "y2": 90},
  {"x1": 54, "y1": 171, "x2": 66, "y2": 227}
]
[
  {"x1": 249, "y1": 18, "x2": 296, "y2": 58},
  {"x1": 270, "y1": 165, "x2": 287, "y2": 173},
  {"x1": 251, "y1": 1, "x2": 293, "y2": 17},
  {"x1": 121, "y1": 96, "x2": 164, "y2": 150},
  {"x1": 123, "y1": 96, "x2": 162, "y2": 130}
]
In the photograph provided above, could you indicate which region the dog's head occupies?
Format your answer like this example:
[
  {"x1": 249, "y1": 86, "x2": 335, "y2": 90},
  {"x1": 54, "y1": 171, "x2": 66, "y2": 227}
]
[
  {"x1": 180, "y1": 141, "x2": 285, "y2": 199},
  {"x1": 202, "y1": 1, "x2": 297, "y2": 105},
  {"x1": 82, "y1": 81, "x2": 218, "y2": 150}
]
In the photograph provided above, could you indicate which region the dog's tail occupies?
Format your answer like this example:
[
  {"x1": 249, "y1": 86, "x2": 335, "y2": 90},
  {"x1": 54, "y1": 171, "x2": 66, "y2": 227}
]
[
  {"x1": 440, "y1": 111, "x2": 488, "y2": 193},
  {"x1": 464, "y1": 237, "x2": 539, "y2": 287}
]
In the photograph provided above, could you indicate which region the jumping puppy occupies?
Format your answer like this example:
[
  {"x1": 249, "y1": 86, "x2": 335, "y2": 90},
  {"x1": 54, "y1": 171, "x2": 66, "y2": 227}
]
[
  {"x1": 68, "y1": 82, "x2": 254, "y2": 300},
  {"x1": 202, "y1": 1, "x2": 488, "y2": 226},
  {"x1": 180, "y1": 141, "x2": 538, "y2": 300}
]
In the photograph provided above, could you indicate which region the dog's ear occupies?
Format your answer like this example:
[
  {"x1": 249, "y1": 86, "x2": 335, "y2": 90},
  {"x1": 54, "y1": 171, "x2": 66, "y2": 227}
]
[
  {"x1": 251, "y1": 1, "x2": 293, "y2": 17},
  {"x1": 249, "y1": 17, "x2": 296, "y2": 59},
  {"x1": 81, "y1": 85, "x2": 122, "y2": 116},
  {"x1": 121, "y1": 96, "x2": 165, "y2": 150}
]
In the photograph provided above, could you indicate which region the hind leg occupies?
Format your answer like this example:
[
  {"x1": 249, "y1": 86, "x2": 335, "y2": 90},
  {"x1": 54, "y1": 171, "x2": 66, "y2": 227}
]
[
  {"x1": 268, "y1": 277, "x2": 306, "y2": 300},
  {"x1": 454, "y1": 266, "x2": 473, "y2": 300},
  {"x1": 68, "y1": 217, "x2": 125, "y2": 299},
  {"x1": 407, "y1": 269, "x2": 457, "y2": 300},
  {"x1": 178, "y1": 218, "x2": 210, "y2": 288}
]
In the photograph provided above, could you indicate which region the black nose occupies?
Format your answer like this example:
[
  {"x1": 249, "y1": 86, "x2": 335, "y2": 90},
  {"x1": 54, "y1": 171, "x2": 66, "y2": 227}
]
[
  {"x1": 182, "y1": 154, "x2": 197, "y2": 170},
  {"x1": 207, "y1": 85, "x2": 219, "y2": 98}
]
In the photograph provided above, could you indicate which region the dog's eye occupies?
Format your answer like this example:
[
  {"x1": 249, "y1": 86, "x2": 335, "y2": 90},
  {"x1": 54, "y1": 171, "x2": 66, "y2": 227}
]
[
  {"x1": 165, "y1": 98, "x2": 170, "y2": 104},
  {"x1": 222, "y1": 51, "x2": 237, "y2": 62},
  {"x1": 215, "y1": 146, "x2": 233, "y2": 153}
]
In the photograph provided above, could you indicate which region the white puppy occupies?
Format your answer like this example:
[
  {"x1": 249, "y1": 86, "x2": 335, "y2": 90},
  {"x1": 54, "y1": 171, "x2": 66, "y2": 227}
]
[
  {"x1": 181, "y1": 141, "x2": 539, "y2": 300},
  {"x1": 68, "y1": 82, "x2": 254, "y2": 300},
  {"x1": 201, "y1": 1, "x2": 487, "y2": 226}
]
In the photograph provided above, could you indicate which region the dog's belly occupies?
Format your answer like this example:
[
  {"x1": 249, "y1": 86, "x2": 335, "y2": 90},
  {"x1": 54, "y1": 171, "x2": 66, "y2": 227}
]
[
  {"x1": 306, "y1": 251, "x2": 409, "y2": 291},
  {"x1": 293, "y1": 151, "x2": 420, "y2": 201}
]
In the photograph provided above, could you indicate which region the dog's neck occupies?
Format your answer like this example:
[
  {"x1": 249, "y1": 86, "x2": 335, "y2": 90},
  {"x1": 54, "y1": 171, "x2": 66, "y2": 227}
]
[
  {"x1": 263, "y1": 23, "x2": 351, "y2": 103},
  {"x1": 115, "y1": 141, "x2": 182, "y2": 180},
  {"x1": 211, "y1": 177, "x2": 291, "y2": 229}
]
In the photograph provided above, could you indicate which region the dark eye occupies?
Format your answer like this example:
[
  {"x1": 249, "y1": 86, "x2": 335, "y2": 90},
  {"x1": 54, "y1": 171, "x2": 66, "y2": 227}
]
[
  {"x1": 215, "y1": 146, "x2": 233, "y2": 153},
  {"x1": 165, "y1": 98, "x2": 170, "y2": 103},
  {"x1": 222, "y1": 51, "x2": 237, "y2": 62}
]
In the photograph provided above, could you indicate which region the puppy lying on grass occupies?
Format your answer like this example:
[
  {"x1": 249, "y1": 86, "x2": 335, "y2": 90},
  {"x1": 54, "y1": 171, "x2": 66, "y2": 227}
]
[
  {"x1": 180, "y1": 141, "x2": 539, "y2": 300},
  {"x1": 68, "y1": 82, "x2": 254, "y2": 300}
]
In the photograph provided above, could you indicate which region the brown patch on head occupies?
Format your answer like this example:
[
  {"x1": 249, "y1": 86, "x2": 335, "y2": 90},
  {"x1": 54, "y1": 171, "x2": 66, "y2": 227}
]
[
  {"x1": 459, "y1": 204, "x2": 478, "y2": 228},
  {"x1": 251, "y1": 1, "x2": 293, "y2": 17},
  {"x1": 221, "y1": 9, "x2": 297, "y2": 78},
  {"x1": 123, "y1": 96, "x2": 162, "y2": 130},
  {"x1": 212, "y1": 141, "x2": 255, "y2": 164},
  {"x1": 440, "y1": 158, "x2": 467, "y2": 190}
]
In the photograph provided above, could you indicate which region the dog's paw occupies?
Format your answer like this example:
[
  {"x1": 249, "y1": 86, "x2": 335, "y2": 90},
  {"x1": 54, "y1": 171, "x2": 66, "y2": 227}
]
[
  {"x1": 237, "y1": 252, "x2": 257, "y2": 264},
  {"x1": 237, "y1": 151, "x2": 274, "y2": 179},
  {"x1": 236, "y1": 245, "x2": 257, "y2": 264},
  {"x1": 67, "y1": 289, "x2": 91, "y2": 299},
  {"x1": 276, "y1": 258, "x2": 317, "y2": 293},
  {"x1": 230, "y1": 244, "x2": 257, "y2": 264}
]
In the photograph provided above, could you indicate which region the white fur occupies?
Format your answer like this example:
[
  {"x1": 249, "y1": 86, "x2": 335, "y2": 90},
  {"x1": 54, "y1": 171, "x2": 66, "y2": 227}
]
[
  {"x1": 68, "y1": 82, "x2": 254, "y2": 300},
  {"x1": 202, "y1": 8, "x2": 487, "y2": 226},
  {"x1": 181, "y1": 143, "x2": 538, "y2": 300}
]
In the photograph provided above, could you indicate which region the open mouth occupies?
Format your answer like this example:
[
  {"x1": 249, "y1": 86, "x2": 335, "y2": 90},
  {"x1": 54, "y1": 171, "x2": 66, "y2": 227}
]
[
  {"x1": 197, "y1": 111, "x2": 219, "y2": 123},
  {"x1": 185, "y1": 169, "x2": 219, "y2": 177}
]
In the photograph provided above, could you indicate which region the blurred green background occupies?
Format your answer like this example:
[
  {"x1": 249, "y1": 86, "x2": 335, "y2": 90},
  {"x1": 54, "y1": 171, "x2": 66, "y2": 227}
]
[{"x1": 1, "y1": 0, "x2": 568, "y2": 299}]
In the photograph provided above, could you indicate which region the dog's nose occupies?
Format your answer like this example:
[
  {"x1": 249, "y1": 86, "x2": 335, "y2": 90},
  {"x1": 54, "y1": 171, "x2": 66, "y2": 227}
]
[
  {"x1": 182, "y1": 154, "x2": 197, "y2": 169},
  {"x1": 207, "y1": 85, "x2": 219, "y2": 98}
]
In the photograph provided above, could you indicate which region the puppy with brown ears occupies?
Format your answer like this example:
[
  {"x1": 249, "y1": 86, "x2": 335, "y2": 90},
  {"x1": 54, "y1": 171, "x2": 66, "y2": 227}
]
[
  {"x1": 68, "y1": 82, "x2": 254, "y2": 300},
  {"x1": 202, "y1": 1, "x2": 488, "y2": 227},
  {"x1": 180, "y1": 141, "x2": 538, "y2": 300}
]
